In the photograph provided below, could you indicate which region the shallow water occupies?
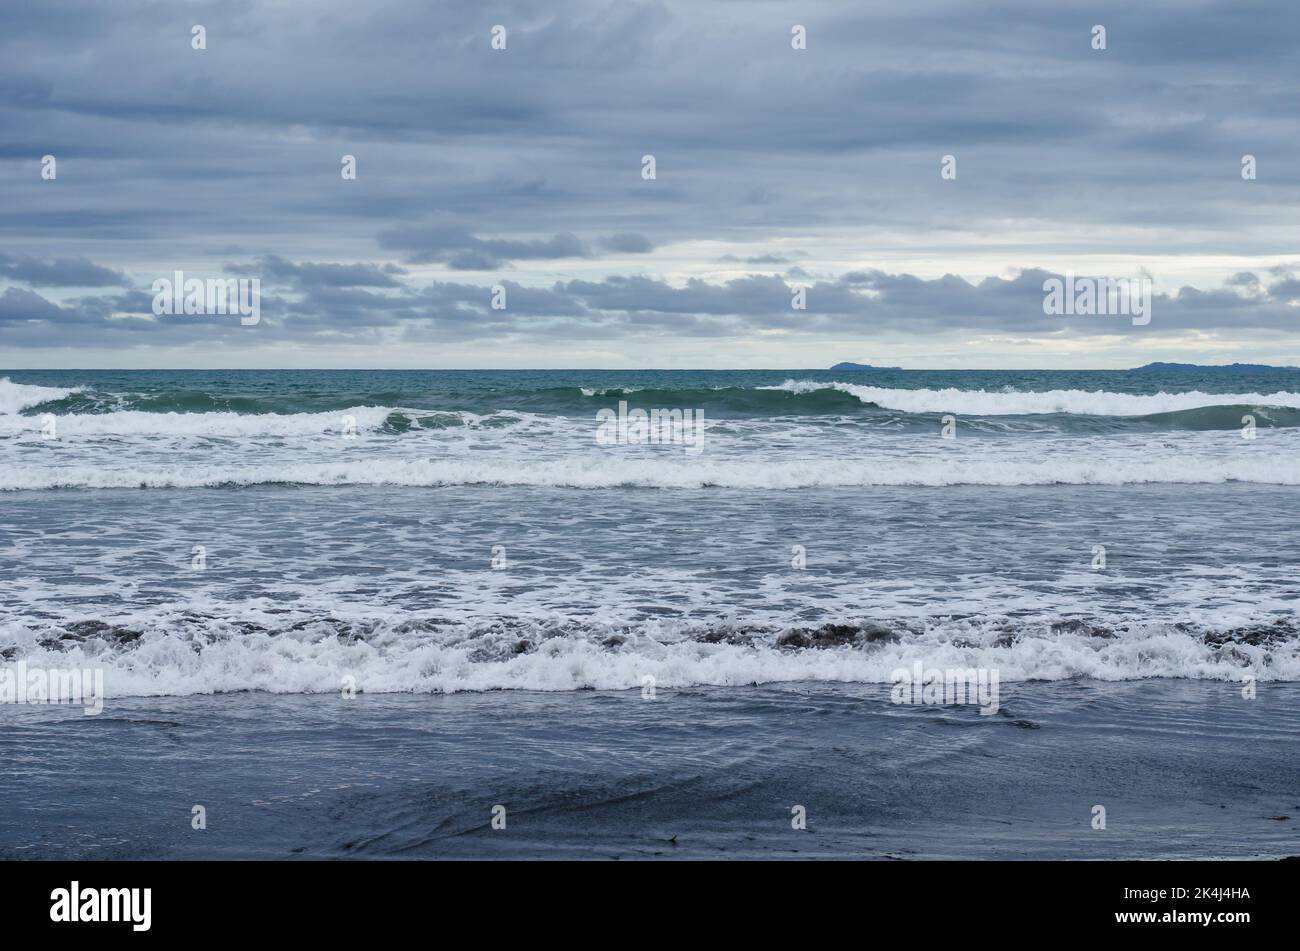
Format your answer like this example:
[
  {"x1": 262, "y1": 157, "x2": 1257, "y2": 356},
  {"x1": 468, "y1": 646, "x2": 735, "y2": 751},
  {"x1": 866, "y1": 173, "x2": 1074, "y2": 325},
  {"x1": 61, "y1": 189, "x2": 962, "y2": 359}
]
[{"x1": 1, "y1": 483, "x2": 1298, "y2": 694}]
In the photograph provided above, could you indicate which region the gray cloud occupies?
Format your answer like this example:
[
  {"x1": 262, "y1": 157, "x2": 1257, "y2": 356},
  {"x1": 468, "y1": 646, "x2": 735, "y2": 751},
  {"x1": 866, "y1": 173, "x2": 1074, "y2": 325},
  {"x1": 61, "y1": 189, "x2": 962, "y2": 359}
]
[
  {"x1": 0, "y1": 253, "x2": 126, "y2": 287},
  {"x1": 376, "y1": 226, "x2": 591, "y2": 269},
  {"x1": 232, "y1": 255, "x2": 407, "y2": 288},
  {"x1": 4, "y1": 255, "x2": 1299, "y2": 352},
  {"x1": 597, "y1": 233, "x2": 655, "y2": 254},
  {"x1": 2, "y1": 0, "x2": 1298, "y2": 364}
]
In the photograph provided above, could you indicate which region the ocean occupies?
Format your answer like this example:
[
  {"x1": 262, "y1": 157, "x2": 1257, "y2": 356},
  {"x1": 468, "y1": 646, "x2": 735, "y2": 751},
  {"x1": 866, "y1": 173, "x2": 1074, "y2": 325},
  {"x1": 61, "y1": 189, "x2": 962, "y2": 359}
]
[{"x1": 1, "y1": 367, "x2": 1297, "y2": 858}]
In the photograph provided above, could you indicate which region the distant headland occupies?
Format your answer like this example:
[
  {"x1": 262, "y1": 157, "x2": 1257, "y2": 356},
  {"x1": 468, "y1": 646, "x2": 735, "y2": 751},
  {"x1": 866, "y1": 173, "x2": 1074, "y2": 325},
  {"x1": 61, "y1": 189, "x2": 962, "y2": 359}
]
[
  {"x1": 828, "y1": 361, "x2": 1296, "y2": 372},
  {"x1": 1130, "y1": 362, "x2": 1298, "y2": 372}
]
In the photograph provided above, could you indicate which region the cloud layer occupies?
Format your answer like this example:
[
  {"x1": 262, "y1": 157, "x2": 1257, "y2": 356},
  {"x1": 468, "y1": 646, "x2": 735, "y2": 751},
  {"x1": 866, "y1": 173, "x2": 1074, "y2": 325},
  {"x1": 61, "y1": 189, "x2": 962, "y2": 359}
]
[{"x1": 2, "y1": 0, "x2": 1297, "y2": 366}]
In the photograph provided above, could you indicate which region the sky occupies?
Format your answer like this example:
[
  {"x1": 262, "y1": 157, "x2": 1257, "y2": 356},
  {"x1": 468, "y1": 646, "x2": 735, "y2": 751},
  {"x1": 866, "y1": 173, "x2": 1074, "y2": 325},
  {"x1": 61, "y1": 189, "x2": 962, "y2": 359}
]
[{"x1": 2, "y1": 0, "x2": 1299, "y2": 369}]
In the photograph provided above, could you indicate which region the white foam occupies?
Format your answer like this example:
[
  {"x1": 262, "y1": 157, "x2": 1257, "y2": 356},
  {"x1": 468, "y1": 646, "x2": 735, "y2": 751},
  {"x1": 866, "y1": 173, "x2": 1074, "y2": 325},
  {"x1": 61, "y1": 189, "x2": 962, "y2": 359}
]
[
  {"x1": 4, "y1": 615, "x2": 1293, "y2": 699},
  {"x1": 0, "y1": 378, "x2": 78, "y2": 415},
  {"x1": 580, "y1": 386, "x2": 642, "y2": 396},
  {"x1": 766, "y1": 380, "x2": 1300, "y2": 416},
  {"x1": 0, "y1": 405, "x2": 402, "y2": 437},
  {"x1": 3, "y1": 449, "x2": 1297, "y2": 490}
]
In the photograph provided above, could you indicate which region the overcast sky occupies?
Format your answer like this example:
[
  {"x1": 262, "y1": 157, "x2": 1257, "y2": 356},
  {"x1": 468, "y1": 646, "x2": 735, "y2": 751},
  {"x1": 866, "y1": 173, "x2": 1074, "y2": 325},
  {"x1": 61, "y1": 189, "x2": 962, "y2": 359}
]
[{"x1": 2, "y1": 0, "x2": 1298, "y2": 369}]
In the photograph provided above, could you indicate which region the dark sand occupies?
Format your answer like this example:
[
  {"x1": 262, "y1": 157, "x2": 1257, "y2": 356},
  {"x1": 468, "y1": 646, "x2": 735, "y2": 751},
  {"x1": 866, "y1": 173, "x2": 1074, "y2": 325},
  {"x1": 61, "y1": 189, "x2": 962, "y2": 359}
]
[{"x1": 1, "y1": 679, "x2": 1296, "y2": 859}]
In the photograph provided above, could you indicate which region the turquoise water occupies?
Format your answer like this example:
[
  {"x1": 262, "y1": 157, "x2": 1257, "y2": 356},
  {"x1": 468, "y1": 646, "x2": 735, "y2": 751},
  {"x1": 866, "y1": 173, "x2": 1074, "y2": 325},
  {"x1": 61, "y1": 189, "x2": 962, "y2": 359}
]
[{"x1": 6, "y1": 366, "x2": 1300, "y2": 419}]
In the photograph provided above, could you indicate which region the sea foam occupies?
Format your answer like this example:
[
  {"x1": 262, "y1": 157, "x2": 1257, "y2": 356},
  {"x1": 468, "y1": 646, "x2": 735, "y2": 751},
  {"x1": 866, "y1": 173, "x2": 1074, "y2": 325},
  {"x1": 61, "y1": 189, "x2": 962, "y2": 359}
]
[
  {"x1": 0, "y1": 378, "x2": 78, "y2": 415},
  {"x1": 764, "y1": 380, "x2": 1300, "y2": 416}
]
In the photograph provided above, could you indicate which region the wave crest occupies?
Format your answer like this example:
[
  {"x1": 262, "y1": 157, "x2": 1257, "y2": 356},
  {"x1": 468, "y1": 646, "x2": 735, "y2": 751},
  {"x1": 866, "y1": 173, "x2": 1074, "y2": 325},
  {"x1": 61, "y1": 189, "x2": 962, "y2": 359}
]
[
  {"x1": 764, "y1": 380, "x2": 1300, "y2": 416},
  {"x1": 0, "y1": 378, "x2": 79, "y2": 415}
]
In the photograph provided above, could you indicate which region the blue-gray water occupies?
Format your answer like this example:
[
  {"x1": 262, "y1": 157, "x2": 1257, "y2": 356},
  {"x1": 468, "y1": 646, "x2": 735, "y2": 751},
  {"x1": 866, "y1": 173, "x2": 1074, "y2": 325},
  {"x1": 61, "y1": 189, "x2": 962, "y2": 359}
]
[{"x1": 1, "y1": 368, "x2": 1297, "y2": 857}]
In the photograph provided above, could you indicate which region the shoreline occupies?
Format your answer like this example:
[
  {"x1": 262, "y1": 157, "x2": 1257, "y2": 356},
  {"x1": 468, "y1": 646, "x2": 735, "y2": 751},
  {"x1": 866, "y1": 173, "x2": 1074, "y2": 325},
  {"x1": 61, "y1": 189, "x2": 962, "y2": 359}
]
[{"x1": 3, "y1": 679, "x2": 1296, "y2": 860}]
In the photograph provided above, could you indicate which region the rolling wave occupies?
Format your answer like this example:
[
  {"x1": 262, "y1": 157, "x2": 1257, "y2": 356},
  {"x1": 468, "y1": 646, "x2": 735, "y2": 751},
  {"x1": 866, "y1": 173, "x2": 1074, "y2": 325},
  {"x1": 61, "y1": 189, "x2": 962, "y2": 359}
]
[
  {"x1": 7, "y1": 376, "x2": 1300, "y2": 428},
  {"x1": 0, "y1": 378, "x2": 79, "y2": 415},
  {"x1": 10, "y1": 380, "x2": 874, "y2": 418}
]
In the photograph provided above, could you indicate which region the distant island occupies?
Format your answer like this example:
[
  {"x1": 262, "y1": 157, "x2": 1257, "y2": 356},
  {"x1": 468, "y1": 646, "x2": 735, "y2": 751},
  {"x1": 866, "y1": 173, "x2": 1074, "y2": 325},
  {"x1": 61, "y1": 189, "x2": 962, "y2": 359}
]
[
  {"x1": 1131, "y1": 362, "x2": 1298, "y2": 372},
  {"x1": 827, "y1": 361, "x2": 1297, "y2": 372},
  {"x1": 829, "y1": 362, "x2": 901, "y2": 371}
]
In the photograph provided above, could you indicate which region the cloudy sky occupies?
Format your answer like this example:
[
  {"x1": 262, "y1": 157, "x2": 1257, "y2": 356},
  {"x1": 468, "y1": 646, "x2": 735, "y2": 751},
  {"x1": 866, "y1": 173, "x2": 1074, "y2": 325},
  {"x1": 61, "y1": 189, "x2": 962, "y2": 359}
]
[{"x1": 3, "y1": 0, "x2": 1299, "y2": 368}]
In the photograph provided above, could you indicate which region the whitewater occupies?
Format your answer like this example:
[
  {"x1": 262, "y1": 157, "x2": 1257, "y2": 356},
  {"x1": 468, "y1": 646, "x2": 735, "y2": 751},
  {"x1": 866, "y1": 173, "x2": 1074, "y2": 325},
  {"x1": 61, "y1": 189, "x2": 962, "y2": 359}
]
[
  {"x1": 3, "y1": 373, "x2": 1300, "y2": 489},
  {"x1": 2, "y1": 368, "x2": 1298, "y2": 697}
]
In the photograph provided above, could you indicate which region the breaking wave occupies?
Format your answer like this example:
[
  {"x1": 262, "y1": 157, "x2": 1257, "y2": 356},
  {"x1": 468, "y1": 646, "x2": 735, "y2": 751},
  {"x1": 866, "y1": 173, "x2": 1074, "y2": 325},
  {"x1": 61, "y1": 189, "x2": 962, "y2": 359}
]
[
  {"x1": 5, "y1": 612, "x2": 1296, "y2": 697},
  {"x1": 0, "y1": 378, "x2": 79, "y2": 416},
  {"x1": 764, "y1": 379, "x2": 1300, "y2": 417},
  {"x1": 3, "y1": 449, "x2": 1298, "y2": 490}
]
